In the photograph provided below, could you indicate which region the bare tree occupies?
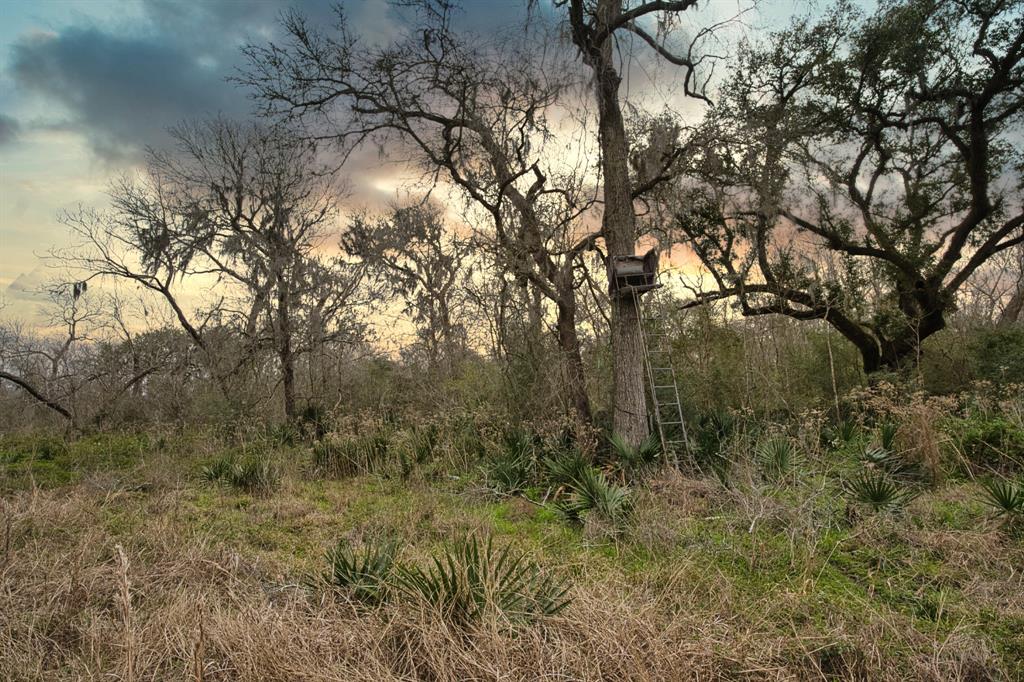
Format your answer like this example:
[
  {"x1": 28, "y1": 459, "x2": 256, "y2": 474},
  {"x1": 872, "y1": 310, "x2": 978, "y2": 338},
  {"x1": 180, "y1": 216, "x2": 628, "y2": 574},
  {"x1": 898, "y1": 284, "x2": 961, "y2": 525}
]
[
  {"x1": 0, "y1": 283, "x2": 96, "y2": 424},
  {"x1": 959, "y1": 243, "x2": 1024, "y2": 327},
  {"x1": 994, "y1": 245, "x2": 1024, "y2": 328},
  {"x1": 667, "y1": 0, "x2": 1023, "y2": 373},
  {"x1": 59, "y1": 119, "x2": 365, "y2": 419},
  {"x1": 0, "y1": 283, "x2": 167, "y2": 426},
  {"x1": 242, "y1": 4, "x2": 600, "y2": 424}
]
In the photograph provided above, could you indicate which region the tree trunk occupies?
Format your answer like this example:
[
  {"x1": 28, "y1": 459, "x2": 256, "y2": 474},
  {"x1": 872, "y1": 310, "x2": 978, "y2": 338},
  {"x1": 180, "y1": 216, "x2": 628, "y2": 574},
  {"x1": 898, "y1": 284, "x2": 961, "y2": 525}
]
[
  {"x1": 556, "y1": 298, "x2": 593, "y2": 425},
  {"x1": 834, "y1": 306, "x2": 947, "y2": 375},
  {"x1": 592, "y1": 0, "x2": 648, "y2": 445},
  {"x1": 276, "y1": 276, "x2": 296, "y2": 421},
  {"x1": 998, "y1": 281, "x2": 1024, "y2": 328}
]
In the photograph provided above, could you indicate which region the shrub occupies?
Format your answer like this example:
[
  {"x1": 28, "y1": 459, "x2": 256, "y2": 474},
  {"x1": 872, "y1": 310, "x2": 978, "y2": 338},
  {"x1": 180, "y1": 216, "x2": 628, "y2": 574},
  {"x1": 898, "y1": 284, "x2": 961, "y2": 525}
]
[
  {"x1": 313, "y1": 432, "x2": 391, "y2": 478},
  {"x1": 860, "y1": 445, "x2": 920, "y2": 480},
  {"x1": 451, "y1": 414, "x2": 486, "y2": 462},
  {"x1": 0, "y1": 435, "x2": 68, "y2": 464},
  {"x1": 695, "y1": 409, "x2": 737, "y2": 455},
  {"x1": 298, "y1": 403, "x2": 330, "y2": 440},
  {"x1": 200, "y1": 455, "x2": 236, "y2": 483},
  {"x1": 394, "y1": 535, "x2": 570, "y2": 627},
  {"x1": 482, "y1": 428, "x2": 535, "y2": 495},
  {"x1": 822, "y1": 419, "x2": 861, "y2": 449},
  {"x1": 557, "y1": 466, "x2": 632, "y2": 525},
  {"x1": 326, "y1": 538, "x2": 398, "y2": 604},
  {"x1": 311, "y1": 440, "x2": 343, "y2": 475},
  {"x1": 265, "y1": 422, "x2": 299, "y2": 446},
  {"x1": 877, "y1": 422, "x2": 898, "y2": 451},
  {"x1": 410, "y1": 423, "x2": 438, "y2": 464},
  {"x1": 950, "y1": 414, "x2": 1024, "y2": 474},
  {"x1": 231, "y1": 457, "x2": 279, "y2": 494},
  {"x1": 693, "y1": 409, "x2": 738, "y2": 483},
  {"x1": 969, "y1": 328, "x2": 1024, "y2": 385},
  {"x1": 542, "y1": 448, "x2": 590, "y2": 489},
  {"x1": 202, "y1": 453, "x2": 279, "y2": 494}
]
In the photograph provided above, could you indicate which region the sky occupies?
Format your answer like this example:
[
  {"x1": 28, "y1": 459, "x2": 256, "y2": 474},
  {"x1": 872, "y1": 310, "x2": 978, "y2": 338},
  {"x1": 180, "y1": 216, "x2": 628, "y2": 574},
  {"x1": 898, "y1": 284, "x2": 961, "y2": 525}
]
[
  {"x1": 0, "y1": 0, "x2": 801, "y2": 327},
  {"x1": 0, "y1": 0, "x2": 412, "y2": 314}
]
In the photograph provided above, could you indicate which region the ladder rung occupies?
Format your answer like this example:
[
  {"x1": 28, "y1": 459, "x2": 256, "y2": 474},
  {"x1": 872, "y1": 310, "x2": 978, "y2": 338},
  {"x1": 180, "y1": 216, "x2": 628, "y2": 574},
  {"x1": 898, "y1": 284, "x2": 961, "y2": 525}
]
[{"x1": 644, "y1": 298, "x2": 685, "y2": 447}]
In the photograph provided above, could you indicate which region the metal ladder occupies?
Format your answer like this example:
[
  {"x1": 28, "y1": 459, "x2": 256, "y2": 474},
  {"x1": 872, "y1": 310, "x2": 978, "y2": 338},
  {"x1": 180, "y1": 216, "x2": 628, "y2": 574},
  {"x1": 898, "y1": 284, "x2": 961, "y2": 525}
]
[{"x1": 633, "y1": 291, "x2": 691, "y2": 466}]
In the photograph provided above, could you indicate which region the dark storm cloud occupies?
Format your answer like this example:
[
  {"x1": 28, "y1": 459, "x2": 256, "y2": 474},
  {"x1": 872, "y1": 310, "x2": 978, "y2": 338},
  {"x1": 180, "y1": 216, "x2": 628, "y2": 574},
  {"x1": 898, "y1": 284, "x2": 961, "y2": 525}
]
[
  {"x1": 0, "y1": 113, "x2": 20, "y2": 146},
  {"x1": 6, "y1": 0, "x2": 343, "y2": 163},
  {"x1": 138, "y1": 0, "x2": 341, "y2": 44},
  {"x1": 5, "y1": 0, "x2": 532, "y2": 164},
  {"x1": 10, "y1": 26, "x2": 245, "y2": 161}
]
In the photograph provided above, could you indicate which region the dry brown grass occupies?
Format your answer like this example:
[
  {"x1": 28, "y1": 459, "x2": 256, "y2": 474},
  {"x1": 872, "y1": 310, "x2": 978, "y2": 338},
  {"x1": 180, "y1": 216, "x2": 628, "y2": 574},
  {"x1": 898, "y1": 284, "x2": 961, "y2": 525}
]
[{"x1": 1, "y1": 452, "x2": 1021, "y2": 681}]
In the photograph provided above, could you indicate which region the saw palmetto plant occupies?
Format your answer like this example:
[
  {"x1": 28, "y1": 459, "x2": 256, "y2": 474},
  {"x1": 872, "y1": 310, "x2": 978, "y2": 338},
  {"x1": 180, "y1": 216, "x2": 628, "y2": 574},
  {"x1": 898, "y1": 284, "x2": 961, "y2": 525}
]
[
  {"x1": 326, "y1": 538, "x2": 398, "y2": 605},
  {"x1": 978, "y1": 478, "x2": 1024, "y2": 519},
  {"x1": 394, "y1": 535, "x2": 570, "y2": 627},
  {"x1": 843, "y1": 469, "x2": 917, "y2": 512}
]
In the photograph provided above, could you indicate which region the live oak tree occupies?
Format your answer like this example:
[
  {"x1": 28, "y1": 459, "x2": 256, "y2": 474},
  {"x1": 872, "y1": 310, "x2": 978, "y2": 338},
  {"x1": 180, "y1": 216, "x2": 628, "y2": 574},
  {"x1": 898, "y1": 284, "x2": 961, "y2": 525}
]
[
  {"x1": 560, "y1": 0, "x2": 723, "y2": 444},
  {"x1": 668, "y1": 0, "x2": 1024, "y2": 373},
  {"x1": 242, "y1": 4, "x2": 601, "y2": 424},
  {"x1": 60, "y1": 119, "x2": 364, "y2": 419},
  {"x1": 345, "y1": 203, "x2": 473, "y2": 371}
]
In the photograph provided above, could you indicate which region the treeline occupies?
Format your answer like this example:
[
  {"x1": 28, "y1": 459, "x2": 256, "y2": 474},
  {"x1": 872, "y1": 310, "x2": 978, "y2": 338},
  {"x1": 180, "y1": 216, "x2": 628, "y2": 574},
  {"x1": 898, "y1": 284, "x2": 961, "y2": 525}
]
[
  {"x1": 1, "y1": 287, "x2": 1021, "y2": 434},
  {"x1": 1, "y1": 0, "x2": 1022, "y2": 436}
]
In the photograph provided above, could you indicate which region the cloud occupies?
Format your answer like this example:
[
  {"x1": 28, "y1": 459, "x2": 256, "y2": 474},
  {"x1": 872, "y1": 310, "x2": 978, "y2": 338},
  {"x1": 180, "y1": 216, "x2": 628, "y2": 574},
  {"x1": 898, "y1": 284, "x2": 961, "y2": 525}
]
[
  {"x1": 3, "y1": 0, "x2": 409, "y2": 164},
  {"x1": 4, "y1": 266, "x2": 49, "y2": 302},
  {"x1": 0, "y1": 113, "x2": 20, "y2": 146},
  {"x1": 9, "y1": 26, "x2": 248, "y2": 162},
  {"x1": 3, "y1": 0, "x2": 539, "y2": 167}
]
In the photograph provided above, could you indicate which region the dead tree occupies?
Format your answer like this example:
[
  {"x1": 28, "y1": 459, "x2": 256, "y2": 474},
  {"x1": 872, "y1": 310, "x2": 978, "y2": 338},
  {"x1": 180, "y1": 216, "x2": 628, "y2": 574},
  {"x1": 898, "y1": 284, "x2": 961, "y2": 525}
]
[{"x1": 242, "y1": 5, "x2": 600, "y2": 424}]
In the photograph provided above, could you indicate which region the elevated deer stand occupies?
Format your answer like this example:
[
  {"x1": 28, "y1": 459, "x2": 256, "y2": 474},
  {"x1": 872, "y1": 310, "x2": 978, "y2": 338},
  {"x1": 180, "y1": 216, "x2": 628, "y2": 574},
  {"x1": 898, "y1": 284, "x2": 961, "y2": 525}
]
[
  {"x1": 608, "y1": 249, "x2": 690, "y2": 465},
  {"x1": 608, "y1": 249, "x2": 661, "y2": 298}
]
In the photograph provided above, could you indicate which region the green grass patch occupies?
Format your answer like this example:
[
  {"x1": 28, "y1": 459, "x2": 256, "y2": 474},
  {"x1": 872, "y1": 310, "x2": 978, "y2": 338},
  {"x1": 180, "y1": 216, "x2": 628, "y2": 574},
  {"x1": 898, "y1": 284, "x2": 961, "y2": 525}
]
[{"x1": 0, "y1": 432, "x2": 149, "y2": 490}]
